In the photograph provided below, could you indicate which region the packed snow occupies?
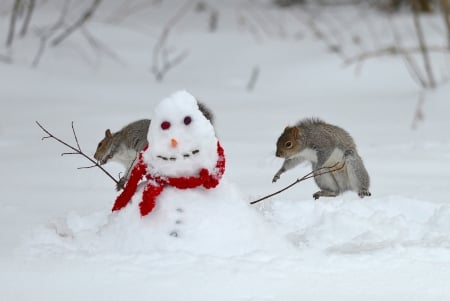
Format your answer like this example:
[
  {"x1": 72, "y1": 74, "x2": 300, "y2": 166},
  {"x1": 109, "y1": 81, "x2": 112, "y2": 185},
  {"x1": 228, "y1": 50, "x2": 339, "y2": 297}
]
[
  {"x1": 144, "y1": 90, "x2": 219, "y2": 177},
  {"x1": 1, "y1": 1, "x2": 450, "y2": 300}
]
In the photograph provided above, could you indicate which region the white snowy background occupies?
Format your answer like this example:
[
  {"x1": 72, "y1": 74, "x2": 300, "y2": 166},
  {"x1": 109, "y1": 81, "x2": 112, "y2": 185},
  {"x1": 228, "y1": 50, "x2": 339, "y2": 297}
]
[{"x1": 1, "y1": 0, "x2": 450, "y2": 300}]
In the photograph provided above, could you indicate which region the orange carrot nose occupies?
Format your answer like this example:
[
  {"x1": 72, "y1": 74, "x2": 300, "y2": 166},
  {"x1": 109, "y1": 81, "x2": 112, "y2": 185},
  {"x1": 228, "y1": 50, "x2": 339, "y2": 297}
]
[{"x1": 171, "y1": 138, "x2": 178, "y2": 148}]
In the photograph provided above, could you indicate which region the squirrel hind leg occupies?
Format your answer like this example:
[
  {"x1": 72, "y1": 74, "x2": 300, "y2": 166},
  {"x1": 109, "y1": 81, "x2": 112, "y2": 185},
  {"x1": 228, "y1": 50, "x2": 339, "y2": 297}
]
[
  {"x1": 358, "y1": 189, "x2": 371, "y2": 198},
  {"x1": 344, "y1": 150, "x2": 371, "y2": 197}
]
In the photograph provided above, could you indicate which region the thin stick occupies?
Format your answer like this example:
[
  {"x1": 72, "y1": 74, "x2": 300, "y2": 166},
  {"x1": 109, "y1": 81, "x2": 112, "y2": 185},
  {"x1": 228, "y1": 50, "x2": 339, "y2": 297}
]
[
  {"x1": 36, "y1": 121, "x2": 119, "y2": 185},
  {"x1": 77, "y1": 164, "x2": 97, "y2": 169},
  {"x1": 343, "y1": 45, "x2": 448, "y2": 66},
  {"x1": 412, "y1": 0, "x2": 436, "y2": 89},
  {"x1": 51, "y1": 0, "x2": 102, "y2": 47},
  {"x1": 247, "y1": 65, "x2": 260, "y2": 92},
  {"x1": 151, "y1": 0, "x2": 193, "y2": 81},
  {"x1": 19, "y1": 0, "x2": 35, "y2": 38},
  {"x1": 70, "y1": 121, "x2": 82, "y2": 150},
  {"x1": 250, "y1": 162, "x2": 345, "y2": 205},
  {"x1": 31, "y1": 0, "x2": 70, "y2": 68},
  {"x1": 6, "y1": 0, "x2": 21, "y2": 47},
  {"x1": 411, "y1": 91, "x2": 426, "y2": 130}
]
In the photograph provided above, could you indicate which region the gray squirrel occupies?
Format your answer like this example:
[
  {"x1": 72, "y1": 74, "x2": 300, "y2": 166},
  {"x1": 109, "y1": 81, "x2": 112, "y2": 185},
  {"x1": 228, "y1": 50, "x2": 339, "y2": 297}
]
[
  {"x1": 94, "y1": 119, "x2": 150, "y2": 191},
  {"x1": 272, "y1": 118, "x2": 371, "y2": 199},
  {"x1": 94, "y1": 102, "x2": 214, "y2": 191}
]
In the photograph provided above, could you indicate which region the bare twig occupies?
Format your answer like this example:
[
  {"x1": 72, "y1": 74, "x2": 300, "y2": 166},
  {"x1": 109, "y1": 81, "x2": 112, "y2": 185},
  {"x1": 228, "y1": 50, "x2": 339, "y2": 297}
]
[
  {"x1": 77, "y1": 164, "x2": 98, "y2": 170},
  {"x1": 105, "y1": 0, "x2": 156, "y2": 24},
  {"x1": 151, "y1": 0, "x2": 193, "y2": 82},
  {"x1": 32, "y1": 0, "x2": 70, "y2": 67},
  {"x1": 19, "y1": 0, "x2": 35, "y2": 37},
  {"x1": 50, "y1": 0, "x2": 102, "y2": 47},
  {"x1": 344, "y1": 45, "x2": 449, "y2": 66},
  {"x1": 153, "y1": 48, "x2": 189, "y2": 81},
  {"x1": 411, "y1": 91, "x2": 426, "y2": 129},
  {"x1": 209, "y1": 9, "x2": 219, "y2": 32},
  {"x1": 412, "y1": 0, "x2": 436, "y2": 88},
  {"x1": 238, "y1": 14, "x2": 263, "y2": 43},
  {"x1": 80, "y1": 27, "x2": 124, "y2": 65},
  {"x1": 440, "y1": 0, "x2": 450, "y2": 49},
  {"x1": 389, "y1": 16, "x2": 428, "y2": 88},
  {"x1": 6, "y1": 0, "x2": 21, "y2": 47},
  {"x1": 36, "y1": 121, "x2": 119, "y2": 185},
  {"x1": 249, "y1": 162, "x2": 345, "y2": 205},
  {"x1": 292, "y1": 6, "x2": 347, "y2": 61},
  {"x1": 247, "y1": 65, "x2": 260, "y2": 92}
]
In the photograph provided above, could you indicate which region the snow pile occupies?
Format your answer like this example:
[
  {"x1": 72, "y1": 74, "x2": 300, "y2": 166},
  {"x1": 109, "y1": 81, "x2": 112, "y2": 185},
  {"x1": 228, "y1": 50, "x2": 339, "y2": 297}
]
[
  {"x1": 265, "y1": 195, "x2": 450, "y2": 254},
  {"x1": 29, "y1": 180, "x2": 293, "y2": 257}
]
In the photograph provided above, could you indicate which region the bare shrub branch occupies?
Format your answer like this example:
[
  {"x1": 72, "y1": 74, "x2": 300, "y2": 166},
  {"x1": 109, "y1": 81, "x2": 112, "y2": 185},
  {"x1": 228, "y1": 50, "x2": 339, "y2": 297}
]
[
  {"x1": 343, "y1": 45, "x2": 448, "y2": 65},
  {"x1": 151, "y1": 0, "x2": 193, "y2": 82},
  {"x1": 412, "y1": 0, "x2": 436, "y2": 88},
  {"x1": 247, "y1": 65, "x2": 260, "y2": 92},
  {"x1": 6, "y1": 0, "x2": 21, "y2": 47},
  {"x1": 32, "y1": 0, "x2": 70, "y2": 67},
  {"x1": 250, "y1": 162, "x2": 345, "y2": 205},
  {"x1": 440, "y1": 0, "x2": 450, "y2": 49},
  {"x1": 411, "y1": 91, "x2": 426, "y2": 129},
  {"x1": 36, "y1": 121, "x2": 119, "y2": 185},
  {"x1": 80, "y1": 27, "x2": 124, "y2": 65},
  {"x1": 50, "y1": 0, "x2": 102, "y2": 47},
  {"x1": 19, "y1": 0, "x2": 35, "y2": 38}
]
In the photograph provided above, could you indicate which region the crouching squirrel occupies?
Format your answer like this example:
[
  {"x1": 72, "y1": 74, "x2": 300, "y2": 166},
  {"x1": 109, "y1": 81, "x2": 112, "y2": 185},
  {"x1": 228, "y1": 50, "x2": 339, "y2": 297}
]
[
  {"x1": 94, "y1": 102, "x2": 214, "y2": 191},
  {"x1": 94, "y1": 119, "x2": 150, "y2": 191},
  {"x1": 273, "y1": 118, "x2": 371, "y2": 200}
]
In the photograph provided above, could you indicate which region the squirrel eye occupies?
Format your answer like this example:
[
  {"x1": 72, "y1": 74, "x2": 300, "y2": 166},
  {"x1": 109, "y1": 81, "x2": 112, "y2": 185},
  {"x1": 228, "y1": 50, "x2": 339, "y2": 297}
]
[
  {"x1": 161, "y1": 121, "x2": 171, "y2": 130},
  {"x1": 285, "y1": 141, "x2": 292, "y2": 148},
  {"x1": 98, "y1": 142, "x2": 102, "y2": 148},
  {"x1": 183, "y1": 116, "x2": 192, "y2": 125}
]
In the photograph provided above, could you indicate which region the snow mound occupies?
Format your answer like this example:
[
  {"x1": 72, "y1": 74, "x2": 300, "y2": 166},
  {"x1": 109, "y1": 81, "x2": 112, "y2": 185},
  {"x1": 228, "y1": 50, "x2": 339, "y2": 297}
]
[
  {"x1": 264, "y1": 195, "x2": 450, "y2": 254},
  {"x1": 27, "y1": 180, "x2": 294, "y2": 258}
]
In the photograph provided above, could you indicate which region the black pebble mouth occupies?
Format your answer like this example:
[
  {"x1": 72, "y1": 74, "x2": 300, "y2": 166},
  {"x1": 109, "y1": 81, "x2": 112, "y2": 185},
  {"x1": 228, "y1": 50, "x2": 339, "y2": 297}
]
[{"x1": 157, "y1": 149, "x2": 200, "y2": 161}]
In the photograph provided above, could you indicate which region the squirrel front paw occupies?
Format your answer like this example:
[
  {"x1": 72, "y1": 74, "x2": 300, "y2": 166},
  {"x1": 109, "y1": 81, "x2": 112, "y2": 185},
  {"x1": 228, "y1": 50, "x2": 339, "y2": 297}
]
[
  {"x1": 272, "y1": 174, "x2": 280, "y2": 183},
  {"x1": 116, "y1": 177, "x2": 127, "y2": 191}
]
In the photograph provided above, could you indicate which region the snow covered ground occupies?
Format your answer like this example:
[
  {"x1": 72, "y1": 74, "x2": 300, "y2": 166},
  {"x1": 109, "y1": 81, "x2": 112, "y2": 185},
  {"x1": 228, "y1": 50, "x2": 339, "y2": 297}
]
[{"x1": 1, "y1": 1, "x2": 450, "y2": 300}]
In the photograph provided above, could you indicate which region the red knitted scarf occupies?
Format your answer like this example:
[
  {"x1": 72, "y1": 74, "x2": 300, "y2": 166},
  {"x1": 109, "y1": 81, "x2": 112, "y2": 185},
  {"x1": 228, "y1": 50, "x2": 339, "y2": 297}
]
[{"x1": 112, "y1": 142, "x2": 226, "y2": 216}]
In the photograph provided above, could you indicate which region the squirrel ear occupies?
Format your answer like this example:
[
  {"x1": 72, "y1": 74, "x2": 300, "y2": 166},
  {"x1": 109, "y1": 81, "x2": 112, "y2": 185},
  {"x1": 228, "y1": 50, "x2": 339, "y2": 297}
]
[
  {"x1": 292, "y1": 127, "x2": 300, "y2": 139},
  {"x1": 105, "y1": 129, "x2": 112, "y2": 138}
]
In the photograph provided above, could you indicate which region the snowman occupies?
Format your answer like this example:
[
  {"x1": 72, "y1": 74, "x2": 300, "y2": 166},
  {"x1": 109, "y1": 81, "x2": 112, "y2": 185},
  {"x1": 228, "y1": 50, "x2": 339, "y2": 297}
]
[{"x1": 111, "y1": 90, "x2": 226, "y2": 237}]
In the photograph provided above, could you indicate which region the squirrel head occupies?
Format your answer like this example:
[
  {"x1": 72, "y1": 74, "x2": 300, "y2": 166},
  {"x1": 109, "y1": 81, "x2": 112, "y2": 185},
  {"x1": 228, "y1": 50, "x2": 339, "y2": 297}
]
[
  {"x1": 94, "y1": 129, "x2": 114, "y2": 164},
  {"x1": 275, "y1": 126, "x2": 304, "y2": 158}
]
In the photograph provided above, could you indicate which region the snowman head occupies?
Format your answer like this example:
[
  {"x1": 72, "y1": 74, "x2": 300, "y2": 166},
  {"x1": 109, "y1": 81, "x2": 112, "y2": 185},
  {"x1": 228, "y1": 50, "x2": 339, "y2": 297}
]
[{"x1": 145, "y1": 91, "x2": 219, "y2": 178}]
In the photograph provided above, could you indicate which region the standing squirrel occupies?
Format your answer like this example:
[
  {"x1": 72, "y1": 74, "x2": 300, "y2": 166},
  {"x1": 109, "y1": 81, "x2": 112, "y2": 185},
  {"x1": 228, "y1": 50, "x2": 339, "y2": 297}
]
[
  {"x1": 272, "y1": 118, "x2": 371, "y2": 199},
  {"x1": 94, "y1": 102, "x2": 214, "y2": 191}
]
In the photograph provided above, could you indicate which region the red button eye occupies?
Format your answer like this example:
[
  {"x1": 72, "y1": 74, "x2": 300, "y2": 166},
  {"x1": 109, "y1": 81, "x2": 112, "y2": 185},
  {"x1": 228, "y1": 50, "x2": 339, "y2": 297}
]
[
  {"x1": 161, "y1": 121, "x2": 171, "y2": 130},
  {"x1": 184, "y1": 116, "x2": 192, "y2": 125}
]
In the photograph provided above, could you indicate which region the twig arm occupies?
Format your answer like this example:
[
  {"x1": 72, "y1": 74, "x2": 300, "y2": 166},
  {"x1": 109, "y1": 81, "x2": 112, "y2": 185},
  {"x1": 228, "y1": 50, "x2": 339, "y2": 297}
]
[{"x1": 36, "y1": 121, "x2": 119, "y2": 185}]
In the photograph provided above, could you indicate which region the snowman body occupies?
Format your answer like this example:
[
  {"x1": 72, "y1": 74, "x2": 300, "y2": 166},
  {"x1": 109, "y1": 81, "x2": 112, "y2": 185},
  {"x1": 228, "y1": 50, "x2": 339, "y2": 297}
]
[
  {"x1": 112, "y1": 91, "x2": 227, "y2": 237},
  {"x1": 106, "y1": 177, "x2": 287, "y2": 255}
]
